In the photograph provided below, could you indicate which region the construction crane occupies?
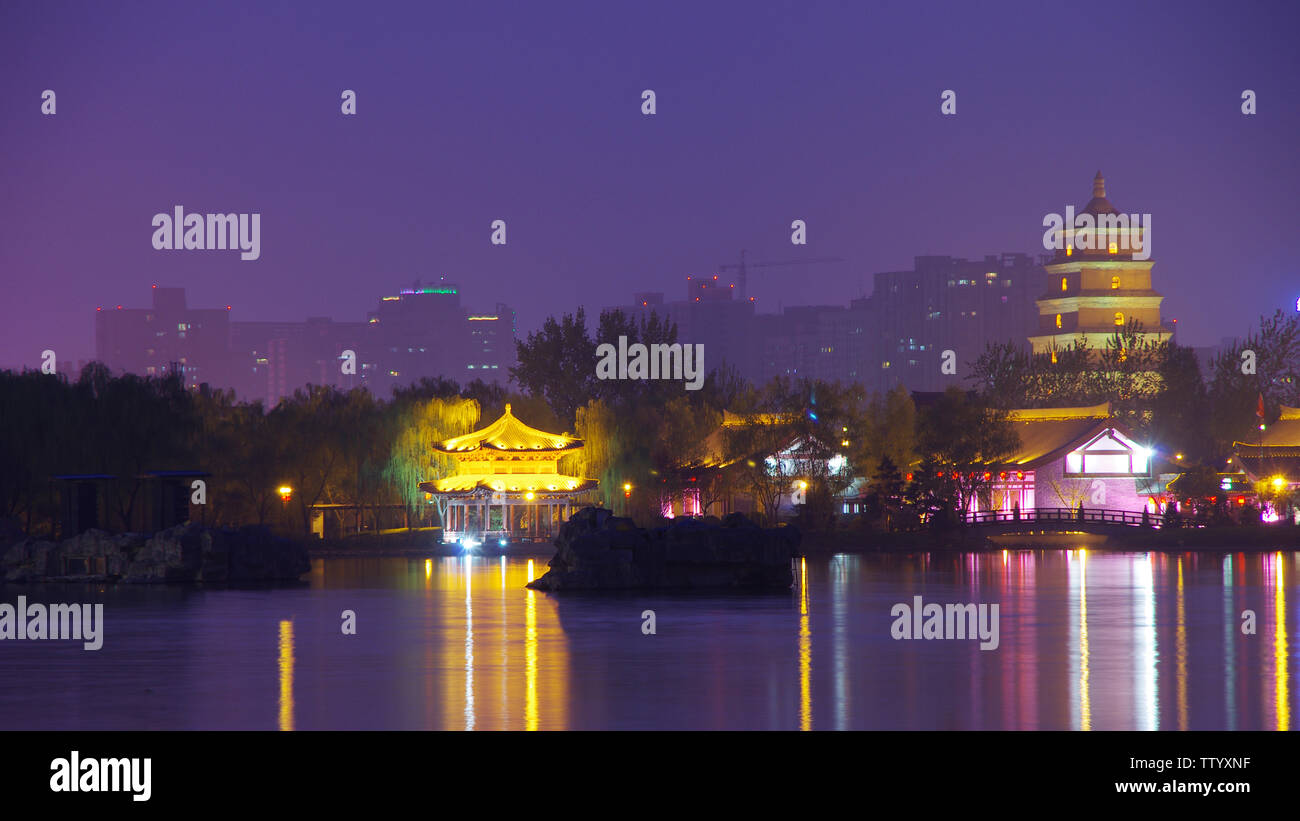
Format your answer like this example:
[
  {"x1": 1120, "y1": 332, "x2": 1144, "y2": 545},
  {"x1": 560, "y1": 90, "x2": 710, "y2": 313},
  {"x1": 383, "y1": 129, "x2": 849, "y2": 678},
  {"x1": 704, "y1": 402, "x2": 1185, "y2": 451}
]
[{"x1": 718, "y1": 250, "x2": 845, "y2": 301}]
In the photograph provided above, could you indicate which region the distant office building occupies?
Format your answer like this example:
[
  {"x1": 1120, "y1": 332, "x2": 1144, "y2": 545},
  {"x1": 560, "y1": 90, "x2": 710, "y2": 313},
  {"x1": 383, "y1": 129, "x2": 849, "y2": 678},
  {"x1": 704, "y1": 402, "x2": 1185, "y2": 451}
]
[
  {"x1": 755, "y1": 304, "x2": 866, "y2": 384},
  {"x1": 229, "y1": 317, "x2": 367, "y2": 405},
  {"x1": 861, "y1": 253, "x2": 1043, "y2": 393},
  {"x1": 365, "y1": 280, "x2": 515, "y2": 396},
  {"x1": 617, "y1": 278, "x2": 760, "y2": 381},
  {"x1": 465, "y1": 303, "x2": 516, "y2": 383},
  {"x1": 612, "y1": 251, "x2": 1042, "y2": 393},
  {"x1": 95, "y1": 280, "x2": 514, "y2": 405},
  {"x1": 94, "y1": 286, "x2": 232, "y2": 389}
]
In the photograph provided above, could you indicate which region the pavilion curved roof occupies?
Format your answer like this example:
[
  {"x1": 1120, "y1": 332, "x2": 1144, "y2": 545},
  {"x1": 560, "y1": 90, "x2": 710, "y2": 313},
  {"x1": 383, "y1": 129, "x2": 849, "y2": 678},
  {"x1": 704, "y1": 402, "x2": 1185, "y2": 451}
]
[
  {"x1": 421, "y1": 473, "x2": 597, "y2": 496},
  {"x1": 434, "y1": 404, "x2": 584, "y2": 454}
]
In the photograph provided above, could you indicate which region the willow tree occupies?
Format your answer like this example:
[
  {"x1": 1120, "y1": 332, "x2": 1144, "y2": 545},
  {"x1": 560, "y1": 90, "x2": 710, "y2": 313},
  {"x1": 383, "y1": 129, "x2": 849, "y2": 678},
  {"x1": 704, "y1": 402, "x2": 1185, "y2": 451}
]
[
  {"x1": 383, "y1": 396, "x2": 480, "y2": 527},
  {"x1": 571, "y1": 398, "x2": 624, "y2": 512}
]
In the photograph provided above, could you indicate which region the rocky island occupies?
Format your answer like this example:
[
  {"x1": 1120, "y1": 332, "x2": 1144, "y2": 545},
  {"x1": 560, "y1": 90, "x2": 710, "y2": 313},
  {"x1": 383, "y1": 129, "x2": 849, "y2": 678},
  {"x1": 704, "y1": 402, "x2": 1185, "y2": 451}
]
[{"x1": 526, "y1": 506, "x2": 800, "y2": 591}]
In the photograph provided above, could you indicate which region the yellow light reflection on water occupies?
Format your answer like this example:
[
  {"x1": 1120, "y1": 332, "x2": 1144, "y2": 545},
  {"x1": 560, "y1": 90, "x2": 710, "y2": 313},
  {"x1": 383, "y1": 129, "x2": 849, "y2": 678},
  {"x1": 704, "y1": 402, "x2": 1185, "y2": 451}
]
[
  {"x1": 1079, "y1": 549, "x2": 1090, "y2": 731},
  {"x1": 464, "y1": 556, "x2": 475, "y2": 731},
  {"x1": 799, "y1": 557, "x2": 811, "y2": 731},
  {"x1": 278, "y1": 620, "x2": 294, "y2": 731},
  {"x1": 1275, "y1": 553, "x2": 1289, "y2": 731},
  {"x1": 525, "y1": 576, "x2": 538, "y2": 731}
]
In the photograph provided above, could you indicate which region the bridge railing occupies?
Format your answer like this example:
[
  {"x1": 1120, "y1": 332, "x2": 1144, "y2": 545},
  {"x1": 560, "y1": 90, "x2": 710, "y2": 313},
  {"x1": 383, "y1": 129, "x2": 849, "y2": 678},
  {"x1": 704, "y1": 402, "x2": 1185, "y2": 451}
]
[{"x1": 962, "y1": 507, "x2": 1160, "y2": 528}]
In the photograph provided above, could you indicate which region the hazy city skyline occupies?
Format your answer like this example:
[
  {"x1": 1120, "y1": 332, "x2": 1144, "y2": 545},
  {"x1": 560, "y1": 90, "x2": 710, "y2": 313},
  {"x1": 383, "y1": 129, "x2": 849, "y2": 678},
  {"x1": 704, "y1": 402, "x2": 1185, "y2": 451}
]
[{"x1": 4, "y1": 0, "x2": 1298, "y2": 371}]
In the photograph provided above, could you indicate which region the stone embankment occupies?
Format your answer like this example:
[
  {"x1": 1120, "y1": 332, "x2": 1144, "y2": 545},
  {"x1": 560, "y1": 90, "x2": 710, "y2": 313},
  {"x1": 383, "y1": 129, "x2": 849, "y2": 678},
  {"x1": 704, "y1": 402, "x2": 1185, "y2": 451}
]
[{"x1": 1, "y1": 522, "x2": 311, "y2": 583}]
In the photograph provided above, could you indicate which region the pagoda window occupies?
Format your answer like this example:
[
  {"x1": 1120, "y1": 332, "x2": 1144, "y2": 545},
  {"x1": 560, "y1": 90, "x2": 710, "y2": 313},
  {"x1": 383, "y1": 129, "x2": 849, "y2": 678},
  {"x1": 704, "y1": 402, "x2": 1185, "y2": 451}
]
[
  {"x1": 1061, "y1": 277, "x2": 1068, "y2": 292},
  {"x1": 1055, "y1": 314, "x2": 1062, "y2": 329},
  {"x1": 1111, "y1": 275, "x2": 1121, "y2": 289},
  {"x1": 1114, "y1": 312, "x2": 1124, "y2": 326}
]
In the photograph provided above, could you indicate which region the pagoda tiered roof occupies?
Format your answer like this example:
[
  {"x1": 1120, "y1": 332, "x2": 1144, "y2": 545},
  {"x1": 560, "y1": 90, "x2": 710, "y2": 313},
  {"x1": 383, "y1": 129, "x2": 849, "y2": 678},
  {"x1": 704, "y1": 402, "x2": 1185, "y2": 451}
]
[
  {"x1": 422, "y1": 404, "x2": 596, "y2": 499},
  {"x1": 433, "y1": 404, "x2": 584, "y2": 454}
]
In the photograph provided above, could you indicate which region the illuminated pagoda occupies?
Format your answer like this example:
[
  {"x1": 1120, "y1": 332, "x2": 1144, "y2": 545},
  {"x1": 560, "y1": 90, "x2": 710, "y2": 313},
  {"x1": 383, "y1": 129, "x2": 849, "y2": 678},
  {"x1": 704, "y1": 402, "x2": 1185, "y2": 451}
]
[
  {"x1": 420, "y1": 404, "x2": 596, "y2": 544},
  {"x1": 1029, "y1": 172, "x2": 1173, "y2": 356}
]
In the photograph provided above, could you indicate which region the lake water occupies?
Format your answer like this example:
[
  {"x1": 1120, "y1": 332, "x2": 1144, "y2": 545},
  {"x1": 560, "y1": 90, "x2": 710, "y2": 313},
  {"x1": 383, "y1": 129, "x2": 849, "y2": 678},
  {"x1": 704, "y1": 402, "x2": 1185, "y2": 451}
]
[{"x1": 1, "y1": 549, "x2": 1296, "y2": 730}]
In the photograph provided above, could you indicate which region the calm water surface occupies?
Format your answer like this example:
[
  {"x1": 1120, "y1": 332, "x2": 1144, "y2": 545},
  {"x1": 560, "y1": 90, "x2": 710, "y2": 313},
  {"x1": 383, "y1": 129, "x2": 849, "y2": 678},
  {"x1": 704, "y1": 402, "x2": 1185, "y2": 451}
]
[{"x1": 2, "y1": 549, "x2": 1297, "y2": 730}]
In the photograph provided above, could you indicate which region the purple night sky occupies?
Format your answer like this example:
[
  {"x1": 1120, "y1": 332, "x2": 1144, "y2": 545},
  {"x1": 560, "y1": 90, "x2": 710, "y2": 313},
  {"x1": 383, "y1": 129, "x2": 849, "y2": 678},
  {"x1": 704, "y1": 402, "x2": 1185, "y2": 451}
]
[{"x1": 2, "y1": 0, "x2": 1298, "y2": 370}]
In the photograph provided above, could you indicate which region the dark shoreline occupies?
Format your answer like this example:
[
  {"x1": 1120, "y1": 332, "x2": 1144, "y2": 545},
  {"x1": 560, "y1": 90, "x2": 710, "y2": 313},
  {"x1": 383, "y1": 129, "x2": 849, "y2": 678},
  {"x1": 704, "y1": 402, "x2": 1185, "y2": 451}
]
[
  {"x1": 798, "y1": 525, "x2": 1300, "y2": 554},
  {"x1": 301, "y1": 525, "x2": 1300, "y2": 559}
]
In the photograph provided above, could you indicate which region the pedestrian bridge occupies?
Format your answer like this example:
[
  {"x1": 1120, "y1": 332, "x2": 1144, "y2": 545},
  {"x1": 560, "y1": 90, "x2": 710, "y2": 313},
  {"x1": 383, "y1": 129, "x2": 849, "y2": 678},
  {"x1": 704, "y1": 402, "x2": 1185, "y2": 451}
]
[{"x1": 963, "y1": 507, "x2": 1155, "y2": 531}]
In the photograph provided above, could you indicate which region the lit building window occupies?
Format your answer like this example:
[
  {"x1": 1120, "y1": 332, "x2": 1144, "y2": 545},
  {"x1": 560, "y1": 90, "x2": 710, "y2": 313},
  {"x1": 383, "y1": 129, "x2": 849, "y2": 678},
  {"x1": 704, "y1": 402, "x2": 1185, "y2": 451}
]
[
  {"x1": 1055, "y1": 314, "x2": 1062, "y2": 329},
  {"x1": 1050, "y1": 350, "x2": 1058, "y2": 364},
  {"x1": 1114, "y1": 312, "x2": 1124, "y2": 326},
  {"x1": 1065, "y1": 246, "x2": 1073, "y2": 257},
  {"x1": 1061, "y1": 277, "x2": 1068, "y2": 292},
  {"x1": 1111, "y1": 276, "x2": 1120, "y2": 289},
  {"x1": 1108, "y1": 242, "x2": 1118, "y2": 254}
]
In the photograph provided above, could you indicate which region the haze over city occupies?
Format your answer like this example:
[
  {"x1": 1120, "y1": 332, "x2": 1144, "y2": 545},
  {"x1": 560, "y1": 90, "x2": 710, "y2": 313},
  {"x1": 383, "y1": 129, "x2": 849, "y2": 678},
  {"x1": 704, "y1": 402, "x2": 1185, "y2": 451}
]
[{"x1": 3, "y1": 0, "x2": 1298, "y2": 373}]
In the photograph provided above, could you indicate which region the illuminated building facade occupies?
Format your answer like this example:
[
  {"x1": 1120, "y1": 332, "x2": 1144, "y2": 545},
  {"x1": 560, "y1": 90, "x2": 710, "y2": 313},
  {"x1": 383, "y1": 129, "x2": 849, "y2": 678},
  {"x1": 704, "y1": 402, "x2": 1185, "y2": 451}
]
[
  {"x1": 1029, "y1": 173, "x2": 1172, "y2": 355},
  {"x1": 1230, "y1": 405, "x2": 1300, "y2": 522},
  {"x1": 667, "y1": 410, "x2": 848, "y2": 520},
  {"x1": 978, "y1": 403, "x2": 1160, "y2": 515},
  {"x1": 421, "y1": 404, "x2": 597, "y2": 544}
]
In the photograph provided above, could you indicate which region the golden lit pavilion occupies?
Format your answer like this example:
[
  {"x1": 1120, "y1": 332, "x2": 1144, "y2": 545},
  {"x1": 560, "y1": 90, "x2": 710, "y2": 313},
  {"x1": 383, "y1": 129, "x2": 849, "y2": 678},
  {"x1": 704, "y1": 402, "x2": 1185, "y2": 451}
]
[{"x1": 420, "y1": 404, "x2": 597, "y2": 543}]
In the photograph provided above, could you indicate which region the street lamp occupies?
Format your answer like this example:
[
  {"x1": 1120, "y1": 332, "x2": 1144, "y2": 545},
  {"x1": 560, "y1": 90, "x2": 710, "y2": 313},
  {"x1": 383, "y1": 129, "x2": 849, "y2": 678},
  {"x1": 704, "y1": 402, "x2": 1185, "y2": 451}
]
[{"x1": 278, "y1": 485, "x2": 292, "y2": 503}]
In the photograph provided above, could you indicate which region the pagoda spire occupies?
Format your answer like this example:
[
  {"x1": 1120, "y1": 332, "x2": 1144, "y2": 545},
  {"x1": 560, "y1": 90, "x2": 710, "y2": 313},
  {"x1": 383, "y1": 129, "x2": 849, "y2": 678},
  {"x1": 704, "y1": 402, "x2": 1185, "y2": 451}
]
[{"x1": 1093, "y1": 170, "x2": 1105, "y2": 198}]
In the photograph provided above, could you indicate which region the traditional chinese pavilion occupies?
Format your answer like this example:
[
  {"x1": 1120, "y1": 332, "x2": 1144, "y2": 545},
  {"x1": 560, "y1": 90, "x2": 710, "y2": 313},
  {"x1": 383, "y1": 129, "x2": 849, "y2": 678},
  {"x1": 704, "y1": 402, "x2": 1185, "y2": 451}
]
[{"x1": 420, "y1": 404, "x2": 597, "y2": 543}]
